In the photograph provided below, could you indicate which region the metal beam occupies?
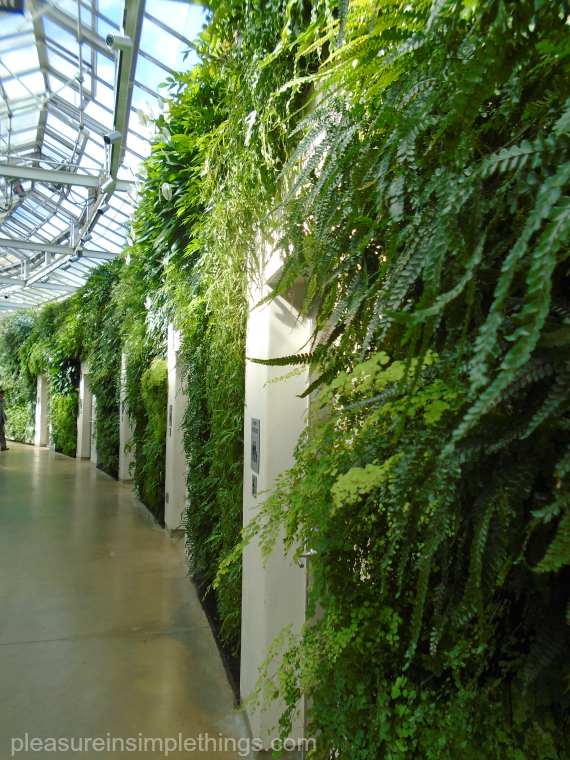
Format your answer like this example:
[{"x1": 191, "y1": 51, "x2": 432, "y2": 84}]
[
  {"x1": 0, "y1": 164, "x2": 134, "y2": 192},
  {"x1": 0, "y1": 276, "x2": 79, "y2": 293},
  {"x1": 110, "y1": 0, "x2": 145, "y2": 178},
  {"x1": 0, "y1": 237, "x2": 118, "y2": 260},
  {"x1": 0, "y1": 302, "x2": 29, "y2": 311},
  {"x1": 43, "y1": 4, "x2": 110, "y2": 56}
]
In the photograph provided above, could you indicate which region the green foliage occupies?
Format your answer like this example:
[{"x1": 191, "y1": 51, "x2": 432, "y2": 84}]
[
  {"x1": 125, "y1": 0, "x2": 311, "y2": 647},
  {"x1": 0, "y1": 263, "x2": 121, "y2": 464},
  {"x1": 141, "y1": 358, "x2": 168, "y2": 443},
  {"x1": 233, "y1": 0, "x2": 570, "y2": 756},
  {"x1": 70, "y1": 262, "x2": 122, "y2": 473},
  {"x1": 49, "y1": 391, "x2": 78, "y2": 457},
  {"x1": 123, "y1": 335, "x2": 167, "y2": 523},
  {"x1": 0, "y1": 313, "x2": 35, "y2": 441}
]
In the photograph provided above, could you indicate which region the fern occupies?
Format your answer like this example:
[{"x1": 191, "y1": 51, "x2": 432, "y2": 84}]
[{"x1": 534, "y1": 509, "x2": 570, "y2": 573}]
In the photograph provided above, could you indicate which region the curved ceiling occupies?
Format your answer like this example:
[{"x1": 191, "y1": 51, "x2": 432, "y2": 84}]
[{"x1": 0, "y1": 0, "x2": 204, "y2": 314}]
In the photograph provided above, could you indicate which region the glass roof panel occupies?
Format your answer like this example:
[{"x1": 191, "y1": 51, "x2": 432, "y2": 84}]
[
  {"x1": 126, "y1": 130, "x2": 150, "y2": 158},
  {"x1": 0, "y1": 14, "x2": 26, "y2": 36},
  {"x1": 97, "y1": 0, "x2": 123, "y2": 27},
  {"x1": 131, "y1": 84, "x2": 158, "y2": 112},
  {"x1": 45, "y1": 113, "x2": 79, "y2": 143},
  {"x1": 84, "y1": 100, "x2": 113, "y2": 128},
  {"x1": 145, "y1": 0, "x2": 206, "y2": 40},
  {"x1": 1, "y1": 45, "x2": 40, "y2": 76},
  {"x1": 80, "y1": 4, "x2": 94, "y2": 28},
  {"x1": 43, "y1": 18, "x2": 78, "y2": 51},
  {"x1": 56, "y1": 0, "x2": 80, "y2": 20},
  {"x1": 96, "y1": 51, "x2": 115, "y2": 85},
  {"x1": 10, "y1": 129, "x2": 37, "y2": 147},
  {"x1": 2, "y1": 72, "x2": 45, "y2": 100},
  {"x1": 10, "y1": 111, "x2": 39, "y2": 132},
  {"x1": 0, "y1": 34, "x2": 35, "y2": 57},
  {"x1": 134, "y1": 55, "x2": 170, "y2": 92},
  {"x1": 46, "y1": 49, "x2": 81, "y2": 81},
  {"x1": 1, "y1": 0, "x2": 206, "y2": 307},
  {"x1": 140, "y1": 17, "x2": 193, "y2": 71},
  {"x1": 97, "y1": 17, "x2": 118, "y2": 39},
  {"x1": 96, "y1": 80, "x2": 114, "y2": 110}
]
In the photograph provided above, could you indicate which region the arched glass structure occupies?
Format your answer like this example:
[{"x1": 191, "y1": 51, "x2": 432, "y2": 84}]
[{"x1": 0, "y1": 0, "x2": 204, "y2": 313}]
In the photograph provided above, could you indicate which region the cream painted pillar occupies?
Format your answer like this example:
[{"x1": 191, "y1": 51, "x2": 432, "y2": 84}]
[
  {"x1": 90, "y1": 395, "x2": 99, "y2": 465},
  {"x1": 241, "y1": 258, "x2": 309, "y2": 750},
  {"x1": 33, "y1": 375, "x2": 49, "y2": 447},
  {"x1": 165, "y1": 324, "x2": 187, "y2": 535},
  {"x1": 76, "y1": 362, "x2": 92, "y2": 459},
  {"x1": 118, "y1": 355, "x2": 135, "y2": 482}
]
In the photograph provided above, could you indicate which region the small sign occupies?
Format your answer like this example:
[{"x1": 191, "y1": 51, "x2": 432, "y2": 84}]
[
  {"x1": 252, "y1": 475, "x2": 257, "y2": 498},
  {"x1": 169, "y1": 404, "x2": 173, "y2": 427},
  {"x1": 0, "y1": 0, "x2": 24, "y2": 12},
  {"x1": 79, "y1": 399, "x2": 83, "y2": 413},
  {"x1": 251, "y1": 418, "x2": 260, "y2": 474}
]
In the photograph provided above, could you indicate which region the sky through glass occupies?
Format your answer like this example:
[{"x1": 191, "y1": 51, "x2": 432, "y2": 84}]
[{"x1": 0, "y1": 0, "x2": 206, "y2": 313}]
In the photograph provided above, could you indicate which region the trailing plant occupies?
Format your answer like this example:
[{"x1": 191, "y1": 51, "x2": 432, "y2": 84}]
[
  {"x1": 0, "y1": 313, "x2": 35, "y2": 442},
  {"x1": 122, "y1": 0, "x2": 314, "y2": 647},
  {"x1": 228, "y1": 0, "x2": 570, "y2": 756},
  {"x1": 49, "y1": 391, "x2": 79, "y2": 457},
  {"x1": 18, "y1": 300, "x2": 80, "y2": 454},
  {"x1": 69, "y1": 262, "x2": 122, "y2": 475}
]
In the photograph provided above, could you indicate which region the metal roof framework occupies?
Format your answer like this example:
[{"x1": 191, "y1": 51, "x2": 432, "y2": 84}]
[{"x1": 0, "y1": 0, "x2": 204, "y2": 315}]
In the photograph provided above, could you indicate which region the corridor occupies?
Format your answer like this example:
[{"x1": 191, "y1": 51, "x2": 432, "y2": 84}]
[{"x1": 0, "y1": 444, "x2": 248, "y2": 760}]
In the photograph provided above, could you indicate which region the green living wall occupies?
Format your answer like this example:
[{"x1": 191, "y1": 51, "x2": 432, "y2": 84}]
[
  {"x1": 0, "y1": 313, "x2": 35, "y2": 442},
  {"x1": 0, "y1": 265, "x2": 122, "y2": 462},
  {"x1": 229, "y1": 0, "x2": 570, "y2": 757}
]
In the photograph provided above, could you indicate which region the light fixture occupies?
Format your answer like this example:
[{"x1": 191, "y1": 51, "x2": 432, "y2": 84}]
[
  {"x1": 61, "y1": 262, "x2": 71, "y2": 270},
  {"x1": 82, "y1": 233, "x2": 93, "y2": 242},
  {"x1": 103, "y1": 131, "x2": 122, "y2": 145},
  {"x1": 105, "y1": 33, "x2": 133, "y2": 51},
  {"x1": 13, "y1": 181, "x2": 25, "y2": 199},
  {"x1": 98, "y1": 203, "x2": 111, "y2": 214},
  {"x1": 100, "y1": 178, "x2": 116, "y2": 194},
  {"x1": 40, "y1": 276, "x2": 49, "y2": 283}
]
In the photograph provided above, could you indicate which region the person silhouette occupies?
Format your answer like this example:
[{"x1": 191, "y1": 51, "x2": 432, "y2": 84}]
[{"x1": 0, "y1": 389, "x2": 8, "y2": 451}]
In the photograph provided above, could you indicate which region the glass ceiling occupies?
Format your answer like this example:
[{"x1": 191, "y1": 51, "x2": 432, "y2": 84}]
[{"x1": 0, "y1": 0, "x2": 205, "y2": 314}]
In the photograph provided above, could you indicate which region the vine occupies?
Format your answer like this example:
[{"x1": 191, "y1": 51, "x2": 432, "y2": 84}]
[{"x1": 235, "y1": 0, "x2": 570, "y2": 756}]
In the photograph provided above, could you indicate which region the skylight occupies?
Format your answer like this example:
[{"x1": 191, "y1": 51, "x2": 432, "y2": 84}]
[{"x1": 0, "y1": 0, "x2": 206, "y2": 314}]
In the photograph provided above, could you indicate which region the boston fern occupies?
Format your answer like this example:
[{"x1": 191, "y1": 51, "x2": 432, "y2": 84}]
[{"x1": 244, "y1": 0, "x2": 570, "y2": 756}]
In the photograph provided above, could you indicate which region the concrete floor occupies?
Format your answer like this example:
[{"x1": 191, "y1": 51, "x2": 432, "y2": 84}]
[{"x1": 0, "y1": 444, "x2": 250, "y2": 760}]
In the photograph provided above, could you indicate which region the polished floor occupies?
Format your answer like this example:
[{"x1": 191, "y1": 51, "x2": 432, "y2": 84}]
[{"x1": 0, "y1": 444, "x2": 248, "y2": 759}]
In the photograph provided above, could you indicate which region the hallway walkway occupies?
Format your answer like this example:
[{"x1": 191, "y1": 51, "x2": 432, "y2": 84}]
[{"x1": 0, "y1": 444, "x2": 248, "y2": 760}]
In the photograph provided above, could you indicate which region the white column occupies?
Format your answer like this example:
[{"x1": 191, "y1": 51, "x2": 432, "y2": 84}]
[
  {"x1": 164, "y1": 324, "x2": 187, "y2": 535},
  {"x1": 76, "y1": 362, "x2": 92, "y2": 459},
  {"x1": 118, "y1": 355, "x2": 135, "y2": 482},
  {"x1": 33, "y1": 375, "x2": 49, "y2": 447},
  {"x1": 240, "y1": 257, "x2": 309, "y2": 749},
  {"x1": 90, "y1": 395, "x2": 99, "y2": 465}
]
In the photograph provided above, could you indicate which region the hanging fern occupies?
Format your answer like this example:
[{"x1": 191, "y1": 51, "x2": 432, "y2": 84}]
[{"x1": 238, "y1": 0, "x2": 570, "y2": 757}]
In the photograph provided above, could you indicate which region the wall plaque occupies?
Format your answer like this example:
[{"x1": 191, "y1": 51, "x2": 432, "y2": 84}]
[
  {"x1": 252, "y1": 474, "x2": 257, "y2": 498},
  {"x1": 251, "y1": 418, "x2": 260, "y2": 474}
]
